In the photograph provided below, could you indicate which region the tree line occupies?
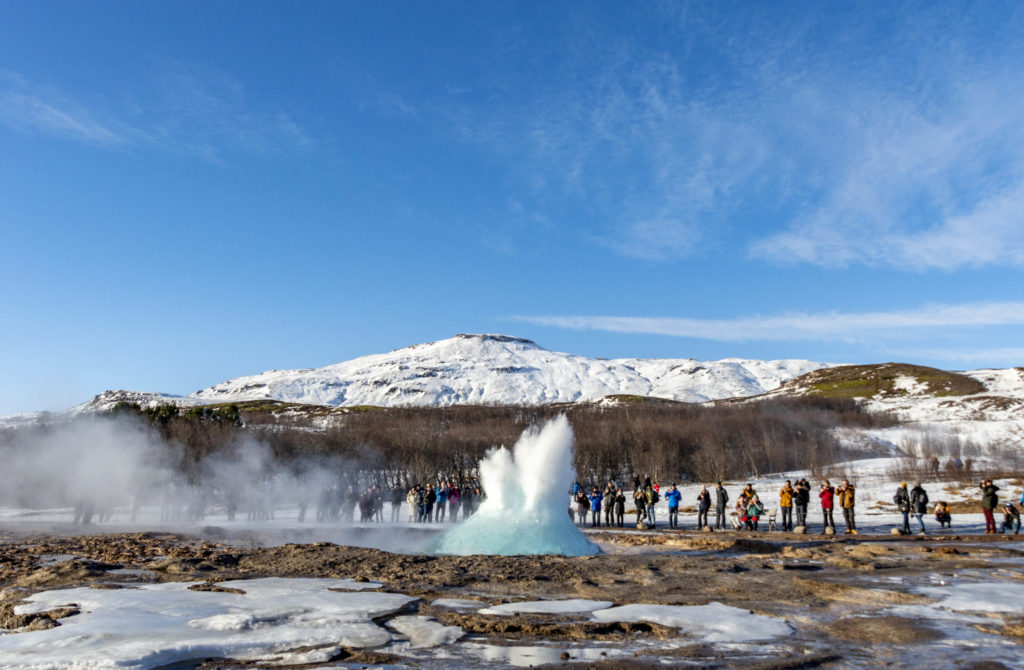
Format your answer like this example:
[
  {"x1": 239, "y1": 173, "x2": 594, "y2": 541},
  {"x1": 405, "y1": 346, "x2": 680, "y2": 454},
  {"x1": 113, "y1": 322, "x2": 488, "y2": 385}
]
[{"x1": 87, "y1": 396, "x2": 895, "y2": 488}]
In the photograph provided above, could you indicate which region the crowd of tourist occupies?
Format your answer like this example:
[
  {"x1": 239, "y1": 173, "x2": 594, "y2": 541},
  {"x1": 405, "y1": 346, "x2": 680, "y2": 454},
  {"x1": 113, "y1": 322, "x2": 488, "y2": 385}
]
[{"x1": 568, "y1": 475, "x2": 1023, "y2": 536}]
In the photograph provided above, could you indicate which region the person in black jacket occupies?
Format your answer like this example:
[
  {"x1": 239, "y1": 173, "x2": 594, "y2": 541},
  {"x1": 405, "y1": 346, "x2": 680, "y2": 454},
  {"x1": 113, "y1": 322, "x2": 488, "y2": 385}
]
[
  {"x1": 910, "y1": 482, "x2": 929, "y2": 534},
  {"x1": 714, "y1": 482, "x2": 729, "y2": 530},
  {"x1": 1002, "y1": 503, "x2": 1021, "y2": 534},
  {"x1": 794, "y1": 479, "x2": 811, "y2": 528},
  {"x1": 613, "y1": 488, "x2": 626, "y2": 527},
  {"x1": 980, "y1": 479, "x2": 1000, "y2": 533}
]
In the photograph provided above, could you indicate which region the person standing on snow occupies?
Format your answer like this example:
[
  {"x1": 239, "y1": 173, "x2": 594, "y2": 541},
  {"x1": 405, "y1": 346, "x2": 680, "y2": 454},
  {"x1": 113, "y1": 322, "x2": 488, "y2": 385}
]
[
  {"x1": 910, "y1": 482, "x2": 929, "y2": 534},
  {"x1": 435, "y1": 484, "x2": 448, "y2": 522},
  {"x1": 588, "y1": 488, "x2": 604, "y2": 528},
  {"x1": 695, "y1": 484, "x2": 711, "y2": 530},
  {"x1": 779, "y1": 481, "x2": 795, "y2": 532},
  {"x1": 715, "y1": 482, "x2": 729, "y2": 530},
  {"x1": 980, "y1": 479, "x2": 1000, "y2": 533},
  {"x1": 794, "y1": 478, "x2": 811, "y2": 528},
  {"x1": 819, "y1": 481, "x2": 836, "y2": 534},
  {"x1": 633, "y1": 487, "x2": 647, "y2": 527},
  {"x1": 603, "y1": 481, "x2": 616, "y2": 527},
  {"x1": 665, "y1": 484, "x2": 682, "y2": 529},
  {"x1": 613, "y1": 488, "x2": 626, "y2": 527},
  {"x1": 838, "y1": 480, "x2": 857, "y2": 535},
  {"x1": 644, "y1": 482, "x2": 659, "y2": 528},
  {"x1": 894, "y1": 482, "x2": 911, "y2": 534}
]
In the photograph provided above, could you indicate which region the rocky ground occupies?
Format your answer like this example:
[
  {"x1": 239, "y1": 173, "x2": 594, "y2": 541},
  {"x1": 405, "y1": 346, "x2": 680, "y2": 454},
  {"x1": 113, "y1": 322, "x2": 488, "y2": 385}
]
[{"x1": 2, "y1": 528, "x2": 1023, "y2": 668}]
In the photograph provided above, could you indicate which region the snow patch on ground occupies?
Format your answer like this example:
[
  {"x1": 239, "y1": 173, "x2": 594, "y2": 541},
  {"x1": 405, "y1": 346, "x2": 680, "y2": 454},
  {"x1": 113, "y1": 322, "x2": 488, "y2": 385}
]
[
  {"x1": 590, "y1": 602, "x2": 793, "y2": 642},
  {"x1": 893, "y1": 375, "x2": 928, "y2": 396},
  {"x1": 431, "y1": 598, "x2": 487, "y2": 609},
  {"x1": 917, "y1": 582, "x2": 1024, "y2": 614},
  {"x1": 1, "y1": 578, "x2": 415, "y2": 669},
  {"x1": 387, "y1": 615, "x2": 464, "y2": 648},
  {"x1": 478, "y1": 599, "x2": 614, "y2": 616}
]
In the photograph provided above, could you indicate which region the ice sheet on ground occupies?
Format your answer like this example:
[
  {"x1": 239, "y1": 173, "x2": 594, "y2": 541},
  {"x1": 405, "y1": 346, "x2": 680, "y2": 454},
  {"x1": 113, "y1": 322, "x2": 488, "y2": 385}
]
[
  {"x1": 387, "y1": 615, "x2": 464, "y2": 647},
  {"x1": 478, "y1": 599, "x2": 613, "y2": 615},
  {"x1": 591, "y1": 602, "x2": 793, "y2": 642},
  {"x1": 916, "y1": 582, "x2": 1024, "y2": 613},
  {"x1": 431, "y1": 598, "x2": 487, "y2": 609},
  {"x1": 1, "y1": 578, "x2": 416, "y2": 669},
  {"x1": 884, "y1": 604, "x2": 992, "y2": 624},
  {"x1": 456, "y1": 641, "x2": 634, "y2": 667}
]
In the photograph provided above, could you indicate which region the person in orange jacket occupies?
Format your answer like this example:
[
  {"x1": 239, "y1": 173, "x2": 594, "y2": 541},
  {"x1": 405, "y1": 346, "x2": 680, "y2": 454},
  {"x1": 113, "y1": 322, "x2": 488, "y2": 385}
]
[{"x1": 778, "y1": 480, "x2": 795, "y2": 531}]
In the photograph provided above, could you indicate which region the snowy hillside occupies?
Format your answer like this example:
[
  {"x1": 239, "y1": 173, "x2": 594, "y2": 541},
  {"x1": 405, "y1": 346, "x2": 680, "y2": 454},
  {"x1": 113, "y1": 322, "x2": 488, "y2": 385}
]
[
  {"x1": 771, "y1": 363, "x2": 1024, "y2": 450},
  {"x1": 186, "y1": 334, "x2": 829, "y2": 408}
]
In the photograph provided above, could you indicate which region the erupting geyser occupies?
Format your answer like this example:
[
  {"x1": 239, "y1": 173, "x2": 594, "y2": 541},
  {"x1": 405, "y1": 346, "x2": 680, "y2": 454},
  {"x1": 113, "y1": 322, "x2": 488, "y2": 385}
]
[{"x1": 433, "y1": 415, "x2": 600, "y2": 556}]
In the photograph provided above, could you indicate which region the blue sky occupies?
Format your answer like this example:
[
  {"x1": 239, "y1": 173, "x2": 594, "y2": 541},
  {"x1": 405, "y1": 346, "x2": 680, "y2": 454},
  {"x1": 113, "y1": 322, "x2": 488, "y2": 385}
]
[{"x1": 3, "y1": 1, "x2": 1024, "y2": 414}]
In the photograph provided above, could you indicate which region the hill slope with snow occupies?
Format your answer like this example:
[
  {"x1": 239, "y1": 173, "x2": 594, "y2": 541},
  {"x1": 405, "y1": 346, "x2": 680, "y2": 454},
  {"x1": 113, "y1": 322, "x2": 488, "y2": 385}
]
[
  {"x1": 770, "y1": 363, "x2": 1024, "y2": 449},
  {"x1": 186, "y1": 334, "x2": 830, "y2": 408}
]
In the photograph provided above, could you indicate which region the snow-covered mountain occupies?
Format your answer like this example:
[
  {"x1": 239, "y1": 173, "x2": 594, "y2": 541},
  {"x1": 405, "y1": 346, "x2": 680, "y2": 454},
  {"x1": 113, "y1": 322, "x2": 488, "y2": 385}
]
[{"x1": 184, "y1": 334, "x2": 830, "y2": 408}]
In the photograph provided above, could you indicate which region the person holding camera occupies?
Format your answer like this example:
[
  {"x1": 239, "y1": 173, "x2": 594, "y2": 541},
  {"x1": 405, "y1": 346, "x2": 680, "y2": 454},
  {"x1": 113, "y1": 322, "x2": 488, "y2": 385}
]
[
  {"x1": 838, "y1": 480, "x2": 857, "y2": 534},
  {"x1": 819, "y1": 480, "x2": 835, "y2": 534},
  {"x1": 980, "y1": 479, "x2": 1000, "y2": 533},
  {"x1": 794, "y1": 478, "x2": 811, "y2": 528}
]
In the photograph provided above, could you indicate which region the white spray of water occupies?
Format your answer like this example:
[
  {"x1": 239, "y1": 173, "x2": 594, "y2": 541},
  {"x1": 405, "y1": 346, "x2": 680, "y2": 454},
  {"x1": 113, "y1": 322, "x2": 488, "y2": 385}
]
[{"x1": 433, "y1": 415, "x2": 600, "y2": 556}]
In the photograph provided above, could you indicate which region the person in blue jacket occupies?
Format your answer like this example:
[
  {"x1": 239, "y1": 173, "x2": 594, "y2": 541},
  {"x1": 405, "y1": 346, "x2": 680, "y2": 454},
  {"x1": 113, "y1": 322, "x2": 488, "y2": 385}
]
[
  {"x1": 665, "y1": 484, "x2": 682, "y2": 529},
  {"x1": 588, "y1": 488, "x2": 604, "y2": 527}
]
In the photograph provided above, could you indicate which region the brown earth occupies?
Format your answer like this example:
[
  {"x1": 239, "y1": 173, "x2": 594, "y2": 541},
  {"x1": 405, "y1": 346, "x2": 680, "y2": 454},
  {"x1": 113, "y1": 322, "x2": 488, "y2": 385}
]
[{"x1": 1, "y1": 529, "x2": 1022, "y2": 668}]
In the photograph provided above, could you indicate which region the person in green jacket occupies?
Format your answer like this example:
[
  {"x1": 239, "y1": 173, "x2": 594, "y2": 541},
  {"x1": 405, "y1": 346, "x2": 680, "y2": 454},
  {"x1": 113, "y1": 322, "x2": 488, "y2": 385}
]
[
  {"x1": 744, "y1": 495, "x2": 764, "y2": 531},
  {"x1": 980, "y1": 479, "x2": 1000, "y2": 533}
]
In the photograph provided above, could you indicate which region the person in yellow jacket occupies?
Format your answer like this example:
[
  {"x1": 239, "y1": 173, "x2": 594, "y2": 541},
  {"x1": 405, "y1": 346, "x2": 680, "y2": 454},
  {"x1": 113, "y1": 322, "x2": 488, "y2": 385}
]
[
  {"x1": 838, "y1": 480, "x2": 857, "y2": 534},
  {"x1": 779, "y1": 480, "x2": 795, "y2": 531}
]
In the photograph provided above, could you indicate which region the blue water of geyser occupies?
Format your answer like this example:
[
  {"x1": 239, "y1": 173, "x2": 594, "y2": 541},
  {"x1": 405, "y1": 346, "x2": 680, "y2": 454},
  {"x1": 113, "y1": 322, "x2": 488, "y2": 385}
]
[{"x1": 432, "y1": 415, "x2": 601, "y2": 556}]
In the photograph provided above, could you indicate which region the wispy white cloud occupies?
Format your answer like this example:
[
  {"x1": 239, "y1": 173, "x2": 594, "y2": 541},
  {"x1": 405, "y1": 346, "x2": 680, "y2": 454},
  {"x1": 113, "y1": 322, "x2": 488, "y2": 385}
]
[
  {"x1": 886, "y1": 347, "x2": 1024, "y2": 364},
  {"x1": 417, "y1": 6, "x2": 1024, "y2": 268},
  {"x1": 0, "y1": 66, "x2": 312, "y2": 161},
  {"x1": 0, "y1": 73, "x2": 125, "y2": 146},
  {"x1": 513, "y1": 301, "x2": 1024, "y2": 342},
  {"x1": 749, "y1": 75, "x2": 1024, "y2": 271}
]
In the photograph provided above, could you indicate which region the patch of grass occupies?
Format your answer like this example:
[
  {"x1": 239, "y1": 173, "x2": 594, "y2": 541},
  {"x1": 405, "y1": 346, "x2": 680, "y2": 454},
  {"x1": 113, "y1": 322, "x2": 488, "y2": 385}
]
[{"x1": 788, "y1": 363, "x2": 985, "y2": 399}]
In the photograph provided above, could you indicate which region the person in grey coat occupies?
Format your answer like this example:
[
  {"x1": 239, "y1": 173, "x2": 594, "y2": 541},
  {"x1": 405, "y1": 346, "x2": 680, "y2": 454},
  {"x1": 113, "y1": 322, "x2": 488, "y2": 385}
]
[{"x1": 715, "y1": 482, "x2": 729, "y2": 530}]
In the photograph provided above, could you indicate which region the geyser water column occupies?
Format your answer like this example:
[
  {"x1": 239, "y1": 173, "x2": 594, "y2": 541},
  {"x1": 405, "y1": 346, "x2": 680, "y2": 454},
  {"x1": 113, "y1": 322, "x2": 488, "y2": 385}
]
[{"x1": 433, "y1": 415, "x2": 600, "y2": 556}]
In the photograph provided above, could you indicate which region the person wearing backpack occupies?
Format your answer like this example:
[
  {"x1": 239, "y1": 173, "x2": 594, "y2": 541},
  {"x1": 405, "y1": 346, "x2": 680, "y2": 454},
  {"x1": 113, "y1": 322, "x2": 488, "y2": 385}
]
[
  {"x1": 894, "y1": 482, "x2": 911, "y2": 534},
  {"x1": 910, "y1": 482, "x2": 929, "y2": 534},
  {"x1": 980, "y1": 479, "x2": 1000, "y2": 533}
]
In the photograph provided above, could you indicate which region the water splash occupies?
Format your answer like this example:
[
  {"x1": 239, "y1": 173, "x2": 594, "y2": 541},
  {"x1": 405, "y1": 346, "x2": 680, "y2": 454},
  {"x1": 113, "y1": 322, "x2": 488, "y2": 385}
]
[{"x1": 433, "y1": 415, "x2": 600, "y2": 556}]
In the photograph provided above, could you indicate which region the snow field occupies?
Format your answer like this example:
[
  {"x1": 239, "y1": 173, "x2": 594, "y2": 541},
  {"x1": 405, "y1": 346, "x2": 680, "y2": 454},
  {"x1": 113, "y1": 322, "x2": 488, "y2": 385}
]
[
  {"x1": 1, "y1": 578, "x2": 414, "y2": 669},
  {"x1": 2, "y1": 579, "x2": 794, "y2": 669}
]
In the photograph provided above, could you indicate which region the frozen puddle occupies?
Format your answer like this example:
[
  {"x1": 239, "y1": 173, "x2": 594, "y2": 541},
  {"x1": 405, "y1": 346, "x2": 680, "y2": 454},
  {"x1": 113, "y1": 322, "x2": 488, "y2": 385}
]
[
  {"x1": 0, "y1": 578, "x2": 415, "y2": 669},
  {"x1": 592, "y1": 602, "x2": 794, "y2": 642},
  {"x1": 916, "y1": 581, "x2": 1024, "y2": 614},
  {"x1": 478, "y1": 598, "x2": 613, "y2": 615}
]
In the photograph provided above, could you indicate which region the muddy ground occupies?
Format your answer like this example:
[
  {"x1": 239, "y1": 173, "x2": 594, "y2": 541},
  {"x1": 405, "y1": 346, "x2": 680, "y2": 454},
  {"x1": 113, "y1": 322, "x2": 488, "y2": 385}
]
[{"x1": 2, "y1": 528, "x2": 1023, "y2": 668}]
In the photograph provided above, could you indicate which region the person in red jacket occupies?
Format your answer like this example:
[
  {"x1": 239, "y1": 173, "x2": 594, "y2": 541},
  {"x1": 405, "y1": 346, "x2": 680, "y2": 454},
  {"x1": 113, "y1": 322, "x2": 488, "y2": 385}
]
[{"x1": 819, "y1": 480, "x2": 836, "y2": 535}]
